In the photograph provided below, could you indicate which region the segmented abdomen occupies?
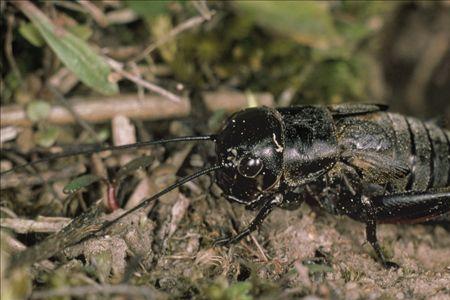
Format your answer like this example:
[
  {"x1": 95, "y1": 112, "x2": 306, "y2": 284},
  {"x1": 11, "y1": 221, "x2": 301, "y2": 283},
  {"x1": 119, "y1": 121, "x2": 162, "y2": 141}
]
[{"x1": 387, "y1": 113, "x2": 450, "y2": 192}]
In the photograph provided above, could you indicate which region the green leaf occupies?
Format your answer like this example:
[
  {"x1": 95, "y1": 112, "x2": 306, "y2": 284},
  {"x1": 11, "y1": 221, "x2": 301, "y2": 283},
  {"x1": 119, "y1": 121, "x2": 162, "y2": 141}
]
[
  {"x1": 16, "y1": 1, "x2": 118, "y2": 95},
  {"x1": 206, "y1": 280, "x2": 253, "y2": 300},
  {"x1": 26, "y1": 100, "x2": 51, "y2": 122},
  {"x1": 234, "y1": 1, "x2": 339, "y2": 50},
  {"x1": 18, "y1": 22, "x2": 44, "y2": 47},
  {"x1": 63, "y1": 174, "x2": 102, "y2": 194},
  {"x1": 225, "y1": 282, "x2": 253, "y2": 300},
  {"x1": 34, "y1": 126, "x2": 60, "y2": 148},
  {"x1": 115, "y1": 155, "x2": 154, "y2": 181}
]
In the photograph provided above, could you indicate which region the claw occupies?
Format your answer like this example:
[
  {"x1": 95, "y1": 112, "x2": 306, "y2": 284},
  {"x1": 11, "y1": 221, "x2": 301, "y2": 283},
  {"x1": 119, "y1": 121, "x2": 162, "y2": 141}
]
[
  {"x1": 382, "y1": 260, "x2": 400, "y2": 269},
  {"x1": 213, "y1": 236, "x2": 232, "y2": 247}
]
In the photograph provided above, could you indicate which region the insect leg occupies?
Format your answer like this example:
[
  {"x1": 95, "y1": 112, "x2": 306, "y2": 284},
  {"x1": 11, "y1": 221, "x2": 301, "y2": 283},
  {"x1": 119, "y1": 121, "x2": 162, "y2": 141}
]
[
  {"x1": 362, "y1": 196, "x2": 400, "y2": 269},
  {"x1": 372, "y1": 189, "x2": 450, "y2": 223},
  {"x1": 214, "y1": 197, "x2": 278, "y2": 246}
]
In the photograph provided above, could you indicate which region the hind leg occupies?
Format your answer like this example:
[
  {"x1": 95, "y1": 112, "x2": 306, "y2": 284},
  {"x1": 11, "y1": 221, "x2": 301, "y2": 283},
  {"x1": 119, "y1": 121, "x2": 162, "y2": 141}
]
[
  {"x1": 364, "y1": 189, "x2": 450, "y2": 268},
  {"x1": 362, "y1": 196, "x2": 399, "y2": 268},
  {"x1": 372, "y1": 189, "x2": 450, "y2": 223}
]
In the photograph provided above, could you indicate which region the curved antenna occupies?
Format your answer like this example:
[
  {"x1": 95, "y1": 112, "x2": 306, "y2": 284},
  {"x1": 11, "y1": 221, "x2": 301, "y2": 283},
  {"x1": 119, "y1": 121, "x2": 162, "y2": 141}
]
[
  {"x1": 1, "y1": 135, "x2": 214, "y2": 176},
  {"x1": 98, "y1": 164, "x2": 222, "y2": 232}
]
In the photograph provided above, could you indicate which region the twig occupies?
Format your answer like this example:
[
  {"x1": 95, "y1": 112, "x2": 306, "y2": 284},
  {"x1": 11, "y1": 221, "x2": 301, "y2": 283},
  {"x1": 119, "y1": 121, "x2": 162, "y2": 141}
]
[
  {"x1": 105, "y1": 8, "x2": 138, "y2": 25},
  {"x1": 48, "y1": 67, "x2": 80, "y2": 95},
  {"x1": 78, "y1": 0, "x2": 109, "y2": 27},
  {"x1": 202, "y1": 90, "x2": 274, "y2": 112},
  {"x1": 2, "y1": 233, "x2": 55, "y2": 270},
  {"x1": 131, "y1": 12, "x2": 215, "y2": 63},
  {"x1": 1, "y1": 217, "x2": 71, "y2": 233},
  {"x1": 0, "y1": 163, "x2": 86, "y2": 189},
  {"x1": 102, "y1": 45, "x2": 142, "y2": 60},
  {"x1": 10, "y1": 204, "x2": 104, "y2": 268},
  {"x1": 124, "y1": 144, "x2": 193, "y2": 209},
  {"x1": 8, "y1": 204, "x2": 158, "y2": 269},
  {"x1": 0, "y1": 207, "x2": 17, "y2": 218},
  {"x1": 37, "y1": 216, "x2": 74, "y2": 222},
  {"x1": 129, "y1": 60, "x2": 145, "y2": 99},
  {"x1": 1, "y1": 147, "x2": 63, "y2": 201},
  {"x1": 167, "y1": 194, "x2": 191, "y2": 238},
  {"x1": 0, "y1": 126, "x2": 21, "y2": 144},
  {"x1": 112, "y1": 115, "x2": 136, "y2": 166},
  {"x1": 164, "y1": 255, "x2": 194, "y2": 260},
  {"x1": 166, "y1": 143, "x2": 195, "y2": 170},
  {"x1": 105, "y1": 57, "x2": 183, "y2": 103},
  {"x1": 47, "y1": 84, "x2": 101, "y2": 142},
  {"x1": 1, "y1": 93, "x2": 191, "y2": 127},
  {"x1": 30, "y1": 284, "x2": 166, "y2": 300},
  {"x1": 191, "y1": 0, "x2": 214, "y2": 20},
  {"x1": 124, "y1": 176, "x2": 154, "y2": 210},
  {"x1": 250, "y1": 234, "x2": 269, "y2": 262}
]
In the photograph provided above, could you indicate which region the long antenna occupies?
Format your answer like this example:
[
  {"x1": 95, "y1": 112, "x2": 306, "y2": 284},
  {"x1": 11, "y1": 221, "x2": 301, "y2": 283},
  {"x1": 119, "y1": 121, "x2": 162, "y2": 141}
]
[
  {"x1": 97, "y1": 164, "x2": 222, "y2": 233},
  {"x1": 1, "y1": 135, "x2": 214, "y2": 175}
]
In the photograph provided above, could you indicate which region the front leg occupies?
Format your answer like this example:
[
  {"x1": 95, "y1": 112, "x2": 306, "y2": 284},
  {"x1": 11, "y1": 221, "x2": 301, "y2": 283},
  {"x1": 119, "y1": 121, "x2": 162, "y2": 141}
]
[
  {"x1": 362, "y1": 196, "x2": 399, "y2": 269},
  {"x1": 214, "y1": 196, "x2": 279, "y2": 246}
]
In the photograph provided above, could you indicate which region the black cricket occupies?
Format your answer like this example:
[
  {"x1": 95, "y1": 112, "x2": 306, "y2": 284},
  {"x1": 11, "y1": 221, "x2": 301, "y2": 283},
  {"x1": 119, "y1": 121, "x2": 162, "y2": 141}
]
[{"x1": 3, "y1": 103, "x2": 450, "y2": 268}]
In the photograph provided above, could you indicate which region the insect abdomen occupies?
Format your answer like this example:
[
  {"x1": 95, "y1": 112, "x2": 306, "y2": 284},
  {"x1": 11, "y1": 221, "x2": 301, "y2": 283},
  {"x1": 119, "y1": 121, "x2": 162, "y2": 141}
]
[{"x1": 388, "y1": 113, "x2": 450, "y2": 192}]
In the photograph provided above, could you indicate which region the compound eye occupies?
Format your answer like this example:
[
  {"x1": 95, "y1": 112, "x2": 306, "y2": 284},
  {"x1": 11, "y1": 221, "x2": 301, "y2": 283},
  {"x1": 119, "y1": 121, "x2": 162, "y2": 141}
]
[{"x1": 238, "y1": 156, "x2": 263, "y2": 178}]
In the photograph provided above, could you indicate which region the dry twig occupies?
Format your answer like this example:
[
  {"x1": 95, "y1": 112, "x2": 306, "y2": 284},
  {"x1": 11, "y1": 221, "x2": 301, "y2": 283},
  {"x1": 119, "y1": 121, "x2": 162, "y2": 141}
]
[
  {"x1": 0, "y1": 163, "x2": 86, "y2": 189},
  {"x1": 202, "y1": 90, "x2": 274, "y2": 112},
  {"x1": 112, "y1": 115, "x2": 137, "y2": 166},
  {"x1": 167, "y1": 194, "x2": 191, "y2": 238},
  {"x1": 2, "y1": 233, "x2": 55, "y2": 270},
  {"x1": 250, "y1": 234, "x2": 269, "y2": 262},
  {"x1": 105, "y1": 57, "x2": 183, "y2": 103},
  {"x1": 105, "y1": 8, "x2": 138, "y2": 25},
  {"x1": 48, "y1": 67, "x2": 80, "y2": 95},
  {"x1": 1, "y1": 94, "x2": 191, "y2": 127},
  {"x1": 78, "y1": 0, "x2": 109, "y2": 27},
  {"x1": 10, "y1": 205, "x2": 104, "y2": 268},
  {"x1": 0, "y1": 126, "x2": 21, "y2": 144},
  {"x1": 124, "y1": 176, "x2": 154, "y2": 210},
  {"x1": 191, "y1": 0, "x2": 214, "y2": 21},
  {"x1": 1, "y1": 217, "x2": 71, "y2": 233},
  {"x1": 48, "y1": 84, "x2": 101, "y2": 142}
]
